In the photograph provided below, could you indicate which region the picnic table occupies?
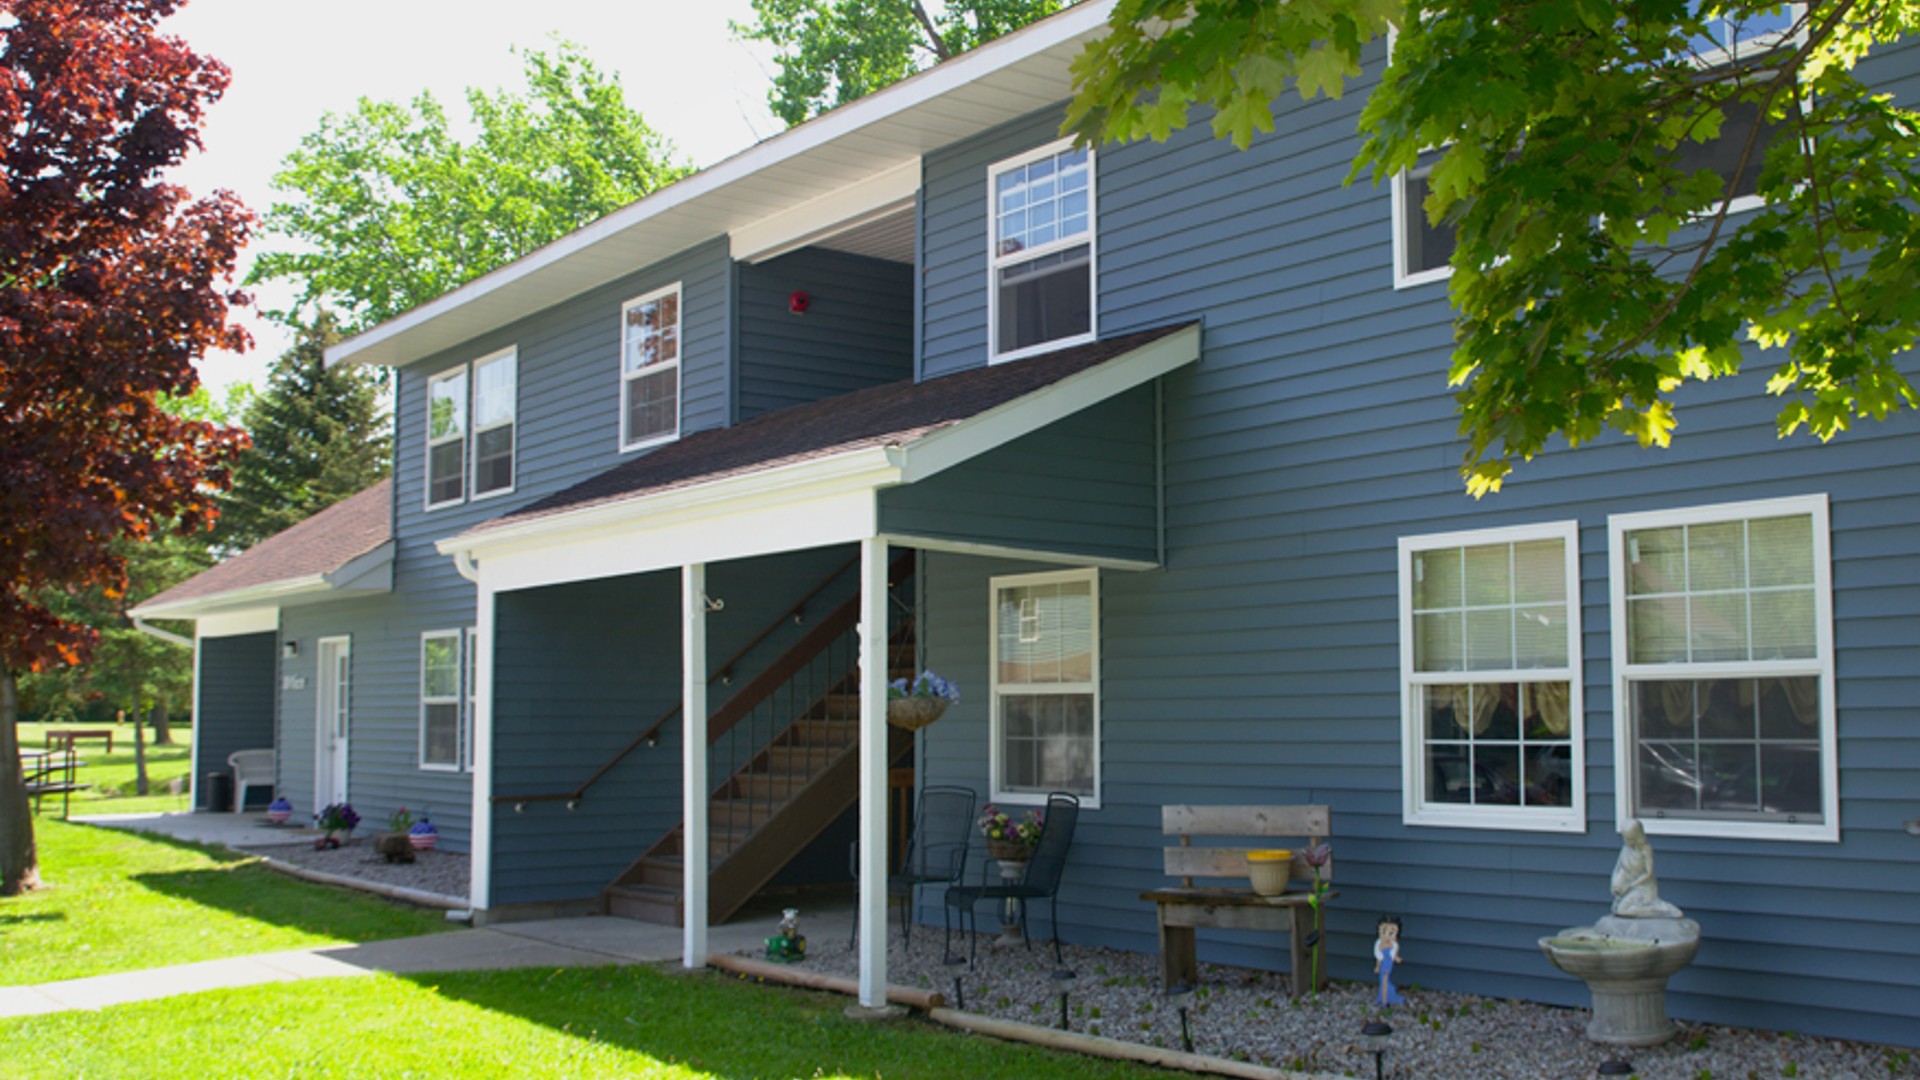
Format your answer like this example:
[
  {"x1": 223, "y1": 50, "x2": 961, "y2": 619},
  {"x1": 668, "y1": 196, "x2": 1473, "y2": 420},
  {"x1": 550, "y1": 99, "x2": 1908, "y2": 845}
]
[
  {"x1": 44, "y1": 728, "x2": 113, "y2": 754},
  {"x1": 23, "y1": 747, "x2": 92, "y2": 818}
]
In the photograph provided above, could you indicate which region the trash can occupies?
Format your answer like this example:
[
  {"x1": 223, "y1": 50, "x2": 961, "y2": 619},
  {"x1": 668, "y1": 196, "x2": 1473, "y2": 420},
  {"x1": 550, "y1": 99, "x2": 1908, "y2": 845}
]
[{"x1": 204, "y1": 770, "x2": 234, "y2": 812}]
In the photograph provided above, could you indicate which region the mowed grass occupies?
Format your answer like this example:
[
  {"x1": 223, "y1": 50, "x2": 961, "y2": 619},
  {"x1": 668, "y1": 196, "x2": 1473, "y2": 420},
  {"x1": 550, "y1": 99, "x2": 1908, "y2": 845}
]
[
  {"x1": 0, "y1": 964, "x2": 1179, "y2": 1080},
  {"x1": 0, "y1": 820, "x2": 450, "y2": 986},
  {"x1": 23, "y1": 725, "x2": 195, "y2": 816}
]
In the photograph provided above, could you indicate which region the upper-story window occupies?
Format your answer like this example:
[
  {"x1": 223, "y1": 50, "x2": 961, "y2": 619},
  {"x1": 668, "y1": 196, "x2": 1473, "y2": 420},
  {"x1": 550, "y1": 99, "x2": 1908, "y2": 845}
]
[
  {"x1": 426, "y1": 367, "x2": 467, "y2": 508},
  {"x1": 988, "y1": 140, "x2": 1096, "y2": 363},
  {"x1": 424, "y1": 347, "x2": 516, "y2": 511},
  {"x1": 1389, "y1": 5, "x2": 1803, "y2": 289},
  {"x1": 1608, "y1": 494, "x2": 1836, "y2": 842},
  {"x1": 621, "y1": 283, "x2": 681, "y2": 451}
]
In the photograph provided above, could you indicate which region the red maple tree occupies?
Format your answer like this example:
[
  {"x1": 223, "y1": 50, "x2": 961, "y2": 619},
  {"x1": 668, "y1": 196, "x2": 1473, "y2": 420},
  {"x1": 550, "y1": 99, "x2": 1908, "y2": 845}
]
[{"x1": 1, "y1": 0, "x2": 251, "y2": 895}]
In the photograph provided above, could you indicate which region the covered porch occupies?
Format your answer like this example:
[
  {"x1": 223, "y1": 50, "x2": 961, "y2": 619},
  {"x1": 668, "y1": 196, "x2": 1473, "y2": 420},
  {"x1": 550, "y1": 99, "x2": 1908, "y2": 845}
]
[{"x1": 440, "y1": 323, "x2": 1197, "y2": 1005}]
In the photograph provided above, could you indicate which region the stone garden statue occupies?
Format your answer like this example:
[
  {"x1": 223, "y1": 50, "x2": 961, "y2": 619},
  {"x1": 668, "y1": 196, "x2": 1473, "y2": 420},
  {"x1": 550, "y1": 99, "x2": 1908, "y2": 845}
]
[{"x1": 1611, "y1": 820, "x2": 1684, "y2": 919}]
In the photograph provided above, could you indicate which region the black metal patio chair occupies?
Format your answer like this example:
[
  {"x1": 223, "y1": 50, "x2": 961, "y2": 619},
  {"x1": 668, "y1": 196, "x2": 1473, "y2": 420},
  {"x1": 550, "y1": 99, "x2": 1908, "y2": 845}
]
[
  {"x1": 943, "y1": 791, "x2": 1080, "y2": 968},
  {"x1": 849, "y1": 785, "x2": 976, "y2": 950}
]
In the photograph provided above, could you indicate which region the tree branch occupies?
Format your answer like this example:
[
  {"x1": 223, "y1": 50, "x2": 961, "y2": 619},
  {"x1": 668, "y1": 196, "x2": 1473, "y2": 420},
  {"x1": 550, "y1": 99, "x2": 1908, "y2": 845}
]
[{"x1": 910, "y1": 2, "x2": 952, "y2": 61}]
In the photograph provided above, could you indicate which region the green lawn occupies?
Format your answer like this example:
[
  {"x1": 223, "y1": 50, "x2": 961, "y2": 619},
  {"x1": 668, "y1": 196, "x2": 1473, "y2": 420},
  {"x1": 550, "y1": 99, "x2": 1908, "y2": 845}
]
[
  {"x1": 0, "y1": 964, "x2": 1177, "y2": 1079},
  {"x1": 23, "y1": 725, "x2": 196, "y2": 816},
  {"x1": 0, "y1": 820, "x2": 450, "y2": 986}
]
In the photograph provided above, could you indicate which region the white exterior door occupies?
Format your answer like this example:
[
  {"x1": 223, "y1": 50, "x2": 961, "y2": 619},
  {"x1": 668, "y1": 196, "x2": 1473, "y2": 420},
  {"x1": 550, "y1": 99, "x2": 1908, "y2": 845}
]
[{"x1": 315, "y1": 636, "x2": 351, "y2": 808}]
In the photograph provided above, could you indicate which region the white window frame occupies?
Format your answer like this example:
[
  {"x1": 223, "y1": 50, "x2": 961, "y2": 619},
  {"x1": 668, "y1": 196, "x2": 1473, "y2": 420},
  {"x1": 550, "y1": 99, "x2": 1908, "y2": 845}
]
[
  {"x1": 419, "y1": 630, "x2": 464, "y2": 772},
  {"x1": 469, "y1": 347, "x2": 518, "y2": 501},
  {"x1": 1684, "y1": 4, "x2": 1809, "y2": 218},
  {"x1": 1608, "y1": 493, "x2": 1837, "y2": 842},
  {"x1": 424, "y1": 365, "x2": 469, "y2": 511},
  {"x1": 989, "y1": 567, "x2": 1101, "y2": 808},
  {"x1": 1398, "y1": 521, "x2": 1586, "y2": 833},
  {"x1": 619, "y1": 282, "x2": 683, "y2": 453},
  {"x1": 464, "y1": 626, "x2": 479, "y2": 773},
  {"x1": 1391, "y1": 150, "x2": 1454, "y2": 290},
  {"x1": 986, "y1": 138, "x2": 1098, "y2": 365}
]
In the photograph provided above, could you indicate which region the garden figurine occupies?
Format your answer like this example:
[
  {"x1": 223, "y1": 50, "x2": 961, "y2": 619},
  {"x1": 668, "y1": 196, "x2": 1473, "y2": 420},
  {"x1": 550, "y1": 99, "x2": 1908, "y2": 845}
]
[
  {"x1": 1374, "y1": 915, "x2": 1405, "y2": 1007},
  {"x1": 1611, "y1": 820, "x2": 1684, "y2": 919}
]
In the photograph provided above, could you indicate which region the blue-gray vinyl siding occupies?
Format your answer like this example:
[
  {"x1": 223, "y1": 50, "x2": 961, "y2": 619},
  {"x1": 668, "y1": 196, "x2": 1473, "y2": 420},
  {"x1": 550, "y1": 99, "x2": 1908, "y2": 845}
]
[
  {"x1": 489, "y1": 545, "x2": 860, "y2": 907},
  {"x1": 878, "y1": 387, "x2": 1159, "y2": 565},
  {"x1": 912, "y1": 36, "x2": 1920, "y2": 1046},
  {"x1": 279, "y1": 238, "x2": 738, "y2": 852},
  {"x1": 736, "y1": 247, "x2": 914, "y2": 420},
  {"x1": 195, "y1": 632, "x2": 276, "y2": 811}
]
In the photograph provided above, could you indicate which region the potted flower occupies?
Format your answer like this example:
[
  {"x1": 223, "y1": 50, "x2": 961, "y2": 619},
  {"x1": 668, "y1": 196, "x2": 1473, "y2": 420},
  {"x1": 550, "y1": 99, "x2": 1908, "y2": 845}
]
[
  {"x1": 408, "y1": 812, "x2": 439, "y2": 851},
  {"x1": 379, "y1": 806, "x2": 414, "y2": 847},
  {"x1": 314, "y1": 803, "x2": 359, "y2": 850},
  {"x1": 266, "y1": 797, "x2": 293, "y2": 826},
  {"x1": 977, "y1": 803, "x2": 1045, "y2": 862},
  {"x1": 886, "y1": 670, "x2": 960, "y2": 731}
]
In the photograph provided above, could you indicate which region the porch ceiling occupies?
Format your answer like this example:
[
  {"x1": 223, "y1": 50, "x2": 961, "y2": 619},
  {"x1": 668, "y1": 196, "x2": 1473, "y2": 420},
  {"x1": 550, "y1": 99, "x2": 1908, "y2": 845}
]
[{"x1": 442, "y1": 323, "x2": 1200, "y2": 593}]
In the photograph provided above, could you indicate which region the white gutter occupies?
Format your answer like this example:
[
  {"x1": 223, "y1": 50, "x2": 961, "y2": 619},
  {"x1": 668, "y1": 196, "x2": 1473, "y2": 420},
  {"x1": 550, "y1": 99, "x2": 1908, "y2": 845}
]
[{"x1": 131, "y1": 617, "x2": 193, "y2": 648}]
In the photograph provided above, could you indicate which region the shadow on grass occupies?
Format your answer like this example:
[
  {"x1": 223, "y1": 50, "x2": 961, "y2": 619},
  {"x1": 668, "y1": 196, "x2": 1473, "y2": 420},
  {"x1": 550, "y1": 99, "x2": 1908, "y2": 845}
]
[
  {"x1": 395, "y1": 964, "x2": 1153, "y2": 1080},
  {"x1": 0, "y1": 912, "x2": 65, "y2": 926},
  {"x1": 125, "y1": 836, "x2": 448, "y2": 943}
]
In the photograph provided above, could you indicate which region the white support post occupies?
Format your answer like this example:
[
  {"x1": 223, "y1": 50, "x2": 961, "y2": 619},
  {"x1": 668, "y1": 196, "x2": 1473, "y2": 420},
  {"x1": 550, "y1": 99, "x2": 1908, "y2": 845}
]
[
  {"x1": 682, "y1": 563, "x2": 710, "y2": 969},
  {"x1": 856, "y1": 537, "x2": 890, "y2": 1006},
  {"x1": 470, "y1": 582, "x2": 496, "y2": 913}
]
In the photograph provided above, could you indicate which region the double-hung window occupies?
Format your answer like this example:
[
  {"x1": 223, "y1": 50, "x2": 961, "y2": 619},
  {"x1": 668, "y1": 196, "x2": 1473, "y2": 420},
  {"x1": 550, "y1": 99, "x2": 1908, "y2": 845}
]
[
  {"x1": 1392, "y1": 147, "x2": 1456, "y2": 288},
  {"x1": 471, "y1": 349, "x2": 517, "y2": 498},
  {"x1": 1608, "y1": 494, "x2": 1835, "y2": 841},
  {"x1": 990, "y1": 569, "x2": 1099, "y2": 806},
  {"x1": 988, "y1": 140, "x2": 1096, "y2": 362},
  {"x1": 424, "y1": 347, "x2": 516, "y2": 510},
  {"x1": 1399, "y1": 522, "x2": 1584, "y2": 832},
  {"x1": 464, "y1": 627, "x2": 479, "y2": 772},
  {"x1": 425, "y1": 368, "x2": 468, "y2": 508},
  {"x1": 420, "y1": 631, "x2": 463, "y2": 771},
  {"x1": 1679, "y1": 5, "x2": 1807, "y2": 214},
  {"x1": 620, "y1": 283, "x2": 681, "y2": 451}
]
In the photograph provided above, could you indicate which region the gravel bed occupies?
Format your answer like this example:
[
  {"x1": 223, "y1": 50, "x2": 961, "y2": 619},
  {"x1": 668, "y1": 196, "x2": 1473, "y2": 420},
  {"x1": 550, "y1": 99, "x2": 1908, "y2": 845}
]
[
  {"x1": 239, "y1": 834, "x2": 470, "y2": 903},
  {"x1": 774, "y1": 928, "x2": 1917, "y2": 1079}
]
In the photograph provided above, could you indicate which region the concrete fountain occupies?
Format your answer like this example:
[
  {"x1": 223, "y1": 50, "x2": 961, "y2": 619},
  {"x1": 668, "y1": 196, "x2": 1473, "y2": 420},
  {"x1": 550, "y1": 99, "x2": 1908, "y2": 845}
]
[{"x1": 1539, "y1": 820, "x2": 1701, "y2": 1046}]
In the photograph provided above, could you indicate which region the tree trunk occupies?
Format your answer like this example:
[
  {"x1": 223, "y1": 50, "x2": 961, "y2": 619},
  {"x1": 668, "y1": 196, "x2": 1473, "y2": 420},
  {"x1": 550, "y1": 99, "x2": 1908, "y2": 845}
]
[
  {"x1": 133, "y1": 707, "x2": 150, "y2": 797},
  {"x1": 0, "y1": 668, "x2": 44, "y2": 895},
  {"x1": 151, "y1": 700, "x2": 173, "y2": 746}
]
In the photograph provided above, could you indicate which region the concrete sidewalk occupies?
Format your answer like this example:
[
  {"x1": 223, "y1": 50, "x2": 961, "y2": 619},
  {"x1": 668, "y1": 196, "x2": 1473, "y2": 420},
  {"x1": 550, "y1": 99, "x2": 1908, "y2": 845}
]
[{"x1": 0, "y1": 911, "x2": 797, "y2": 1018}]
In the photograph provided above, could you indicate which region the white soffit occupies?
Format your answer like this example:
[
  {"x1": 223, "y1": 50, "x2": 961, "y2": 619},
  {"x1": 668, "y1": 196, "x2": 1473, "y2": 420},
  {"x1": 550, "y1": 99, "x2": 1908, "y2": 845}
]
[{"x1": 326, "y1": 0, "x2": 1116, "y2": 370}]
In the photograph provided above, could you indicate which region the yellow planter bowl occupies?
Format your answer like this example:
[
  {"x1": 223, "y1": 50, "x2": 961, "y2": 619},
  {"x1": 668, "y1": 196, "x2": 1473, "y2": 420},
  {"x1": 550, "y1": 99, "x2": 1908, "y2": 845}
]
[{"x1": 1246, "y1": 849, "x2": 1293, "y2": 896}]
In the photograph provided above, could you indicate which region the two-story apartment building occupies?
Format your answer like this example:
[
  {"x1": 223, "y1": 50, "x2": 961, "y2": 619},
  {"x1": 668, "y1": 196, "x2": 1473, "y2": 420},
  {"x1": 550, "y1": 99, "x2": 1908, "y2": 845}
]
[{"x1": 136, "y1": 3, "x2": 1919, "y2": 1044}]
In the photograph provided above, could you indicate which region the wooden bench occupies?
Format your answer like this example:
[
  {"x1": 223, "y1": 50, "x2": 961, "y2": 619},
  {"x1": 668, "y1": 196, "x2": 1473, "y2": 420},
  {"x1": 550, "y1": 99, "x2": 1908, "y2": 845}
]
[
  {"x1": 45, "y1": 728, "x2": 113, "y2": 754},
  {"x1": 1140, "y1": 804, "x2": 1335, "y2": 993}
]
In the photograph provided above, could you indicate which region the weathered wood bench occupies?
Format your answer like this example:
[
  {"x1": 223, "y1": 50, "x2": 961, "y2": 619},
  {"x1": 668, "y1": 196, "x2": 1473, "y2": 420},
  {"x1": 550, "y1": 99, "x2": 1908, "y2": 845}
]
[{"x1": 1139, "y1": 804, "x2": 1335, "y2": 993}]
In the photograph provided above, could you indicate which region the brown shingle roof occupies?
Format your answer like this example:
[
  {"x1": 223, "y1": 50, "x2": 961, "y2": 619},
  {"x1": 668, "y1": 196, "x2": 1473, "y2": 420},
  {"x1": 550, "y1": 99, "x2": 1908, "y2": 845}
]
[
  {"x1": 474, "y1": 323, "x2": 1195, "y2": 535},
  {"x1": 137, "y1": 479, "x2": 393, "y2": 611}
]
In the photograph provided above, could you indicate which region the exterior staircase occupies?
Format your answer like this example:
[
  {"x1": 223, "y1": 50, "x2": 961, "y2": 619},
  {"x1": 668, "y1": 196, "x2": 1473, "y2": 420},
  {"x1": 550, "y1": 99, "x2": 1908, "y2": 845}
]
[{"x1": 604, "y1": 556, "x2": 916, "y2": 926}]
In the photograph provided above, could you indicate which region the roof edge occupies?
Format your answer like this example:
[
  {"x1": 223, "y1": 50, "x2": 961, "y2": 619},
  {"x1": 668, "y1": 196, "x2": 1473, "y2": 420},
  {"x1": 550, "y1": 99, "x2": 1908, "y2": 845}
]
[{"x1": 325, "y1": 0, "x2": 1118, "y2": 370}]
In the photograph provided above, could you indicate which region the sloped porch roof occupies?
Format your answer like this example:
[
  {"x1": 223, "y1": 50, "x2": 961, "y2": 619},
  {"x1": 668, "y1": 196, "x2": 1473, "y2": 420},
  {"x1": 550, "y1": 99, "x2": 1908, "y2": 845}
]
[
  {"x1": 130, "y1": 479, "x2": 395, "y2": 621},
  {"x1": 439, "y1": 323, "x2": 1199, "y2": 593}
]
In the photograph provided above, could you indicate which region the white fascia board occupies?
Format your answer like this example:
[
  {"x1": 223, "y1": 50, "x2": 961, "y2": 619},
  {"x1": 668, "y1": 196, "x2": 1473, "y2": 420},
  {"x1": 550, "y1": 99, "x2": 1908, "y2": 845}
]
[
  {"x1": 887, "y1": 323, "x2": 1201, "y2": 485},
  {"x1": 196, "y1": 609, "x2": 280, "y2": 638},
  {"x1": 878, "y1": 532, "x2": 1158, "y2": 572},
  {"x1": 439, "y1": 448, "x2": 902, "y2": 569},
  {"x1": 731, "y1": 161, "x2": 921, "y2": 263},
  {"x1": 325, "y1": 0, "x2": 1118, "y2": 370},
  {"x1": 483, "y1": 488, "x2": 881, "y2": 594}
]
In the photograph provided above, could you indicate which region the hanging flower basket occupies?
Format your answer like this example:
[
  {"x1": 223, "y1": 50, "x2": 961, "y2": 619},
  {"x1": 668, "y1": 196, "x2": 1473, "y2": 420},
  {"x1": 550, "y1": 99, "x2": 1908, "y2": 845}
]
[
  {"x1": 886, "y1": 670, "x2": 959, "y2": 730},
  {"x1": 886, "y1": 696, "x2": 950, "y2": 731}
]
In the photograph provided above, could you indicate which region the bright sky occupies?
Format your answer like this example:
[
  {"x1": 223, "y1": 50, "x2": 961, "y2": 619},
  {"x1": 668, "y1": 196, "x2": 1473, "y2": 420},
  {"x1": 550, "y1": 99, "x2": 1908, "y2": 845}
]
[{"x1": 162, "y1": 0, "x2": 782, "y2": 394}]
